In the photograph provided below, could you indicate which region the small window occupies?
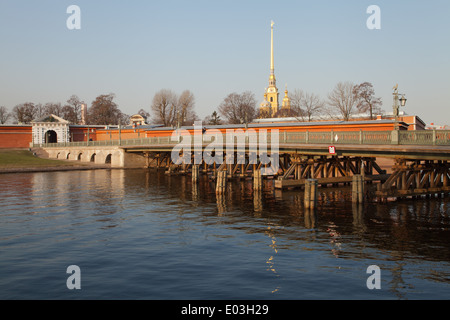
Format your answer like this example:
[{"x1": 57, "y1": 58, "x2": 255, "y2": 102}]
[{"x1": 270, "y1": 97, "x2": 273, "y2": 102}]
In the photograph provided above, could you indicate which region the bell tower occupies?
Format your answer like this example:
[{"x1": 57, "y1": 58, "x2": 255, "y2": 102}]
[{"x1": 261, "y1": 21, "x2": 279, "y2": 116}]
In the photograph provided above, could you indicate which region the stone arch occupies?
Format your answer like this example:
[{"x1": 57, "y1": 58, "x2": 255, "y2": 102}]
[
  {"x1": 77, "y1": 153, "x2": 82, "y2": 161},
  {"x1": 45, "y1": 130, "x2": 57, "y2": 143},
  {"x1": 105, "y1": 154, "x2": 112, "y2": 164},
  {"x1": 56, "y1": 152, "x2": 61, "y2": 159},
  {"x1": 90, "y1": 153, "x2": 96, "y2": 162},
  {"x1": 66, "y1": 152, "x2": 70, "y2": 160}
]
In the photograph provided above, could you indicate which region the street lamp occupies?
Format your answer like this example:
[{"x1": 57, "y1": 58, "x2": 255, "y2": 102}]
[
  {"x1": 392, "y1": 84, "x2": 407, "y2": 130},
  {"x1": 399, "y1": 95, "x2": 407, "y2": 107}
]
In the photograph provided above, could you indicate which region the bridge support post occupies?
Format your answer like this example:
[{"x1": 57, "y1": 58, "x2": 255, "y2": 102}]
[
  {"x1": 352, "y1": 174, "x2": 365, "y2": 203},
  {"x1": 304, "y1": 179, "x2": 318, "y2": 209},
  {"x1": 192, "y1": 165, "x2": 199, "y2": 183},
  {"x1": 254, "y1": 169, "x2": 262, "y2": 191},
  {"x1": 216, "y1": 170, "x2": 227, "y2": 194}
]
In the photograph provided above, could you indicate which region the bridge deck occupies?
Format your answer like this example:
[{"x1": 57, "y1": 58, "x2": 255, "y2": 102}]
[{"x1": 121, "y1": 143, "x2": 450, "y2": 160}]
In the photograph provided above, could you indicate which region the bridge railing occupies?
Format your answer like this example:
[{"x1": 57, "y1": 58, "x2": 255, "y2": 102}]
[{"x1": 34, "y1": 130, "x2": 450, "y2": 148}]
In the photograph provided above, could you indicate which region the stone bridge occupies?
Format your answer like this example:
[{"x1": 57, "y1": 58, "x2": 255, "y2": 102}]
[{"x1": 44, "y1": 146, "x2": 147, "y2": 168}]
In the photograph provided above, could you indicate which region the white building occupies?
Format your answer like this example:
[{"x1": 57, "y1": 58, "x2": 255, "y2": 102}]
[{"x1": 31, "y1": 114, "x2": 70, "y2": 144}]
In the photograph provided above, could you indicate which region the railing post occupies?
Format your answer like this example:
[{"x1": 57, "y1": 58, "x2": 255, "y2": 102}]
[
  {"x1": 359, "y1": 129, "x2": 363, "y2": 144},
  {"x1": 306, "y1": 130, "x2": 309, "y2": 144},
  {"x1": 433, "y1": 129, "x2": 436, "y2": 146},
  {"x1": 391, "y1": 130, "x2": 399, "y2": 145}
]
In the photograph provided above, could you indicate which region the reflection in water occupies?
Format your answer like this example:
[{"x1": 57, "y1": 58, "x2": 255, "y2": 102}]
[
  {"x1": 0, "y1": 169, "x2": 449, "y2": 299},
  {"x1": 216, "y1": 193, "x2": 227, "y2": 215},
  {"x1": 265, "y1": 225, "x2": 280, "y2": 294},
  {"x1": 304, "y1": 209, "x2": 317, "y2": 229},
  {"x1": 160, "y1": 170, "x2": 450, "y2": 295},
  {"x1": 253, "y1": 190, "x2": 263, "y2": 214}
]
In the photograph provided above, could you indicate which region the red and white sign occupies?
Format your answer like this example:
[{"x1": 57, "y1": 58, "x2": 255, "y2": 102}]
[{"x1": 328, "y1": 146, "x2": 336, "y2": 155}]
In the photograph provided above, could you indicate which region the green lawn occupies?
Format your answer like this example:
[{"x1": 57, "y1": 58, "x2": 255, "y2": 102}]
[{"x1": 0, "y1": 149, "x2": 77, "y2": 168}]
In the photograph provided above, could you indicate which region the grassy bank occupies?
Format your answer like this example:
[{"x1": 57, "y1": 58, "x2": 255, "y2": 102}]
[
  {"x1": 0, "y1": 149, "x2": 110, "y2": 174},
  {"x1": 0, "y1": 149, "x2": 77, "y2": 168}
]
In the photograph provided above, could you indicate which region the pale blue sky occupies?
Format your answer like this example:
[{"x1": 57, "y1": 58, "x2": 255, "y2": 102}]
[{"x1": 0, "y1": 0, "x2": 449, "y2": 125}]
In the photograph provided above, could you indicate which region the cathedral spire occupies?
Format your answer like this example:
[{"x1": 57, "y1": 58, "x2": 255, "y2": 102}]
[
  {"x1": 260, "y1": 20, "x2": 280, "y2": 117},
  {"x1": 268, "y1": 20, "x2": 277, "y2": 88},
  {"x1": 270, "y1": 20, "x2": 275, "y2": 75}
]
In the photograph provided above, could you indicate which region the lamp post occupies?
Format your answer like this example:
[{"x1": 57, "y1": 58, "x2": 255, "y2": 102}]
[{"x1": 393, "y1": 84, "x2": 407, "y2": 130}]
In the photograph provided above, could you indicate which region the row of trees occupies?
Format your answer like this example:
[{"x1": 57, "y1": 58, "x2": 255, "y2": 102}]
[
  {"x1": 0, "y1": 94, "x2": 129, "y2": 125},
  {"x1": 207, "y1": 81, "x2": 383, "y2": 125},
  {"x1": 149, "y1": 89, "x2": 198, "y2": 127},
  {"x1": 1, "y1": 82, "x2": 382, "y2": 127},
  {"x1": 1, "y1": 89, "x2": 199, "y2": 126},
  {"x1": 0, "y1": 95, "x2": 82, "y2": 124}
]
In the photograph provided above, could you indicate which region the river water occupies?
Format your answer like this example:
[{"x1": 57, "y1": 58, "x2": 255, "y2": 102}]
[{"x1": 0, "y1": 169, "x2": 449, "y2": 300}]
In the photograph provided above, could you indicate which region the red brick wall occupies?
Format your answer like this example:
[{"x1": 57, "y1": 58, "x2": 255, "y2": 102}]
[
  {"x1": 0, "y1": 125, "x2": 32, "y2": 148},
  {"x1": 96, "y1": 129, "x2": 141, "y2": 141},
  {"x1": 69, "y1": 127, "x2": 98, "y2": 142}
]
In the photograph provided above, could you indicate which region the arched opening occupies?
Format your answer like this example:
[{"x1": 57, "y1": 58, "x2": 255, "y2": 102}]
[
  {"x1": 56, "y1": 152, "x2": 60, "y2": 159},
  {"x1": 45, "y1": 130, "x2": 57, "y2": 143},
  {"x1": 90, "y1": 154, "x2": 96, "y2": 162},
  {"x1": 66, "y1": 153, "x2": 70, "y2": 160},
  {"x1": 77, "y1": 153, "x2": 82, "y2": 161},
  {"x1": 105, "y1": 154, "x2": 112, "y2": 164}
]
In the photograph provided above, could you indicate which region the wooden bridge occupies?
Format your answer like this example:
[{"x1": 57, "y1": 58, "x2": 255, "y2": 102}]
[{"x1": 37, "y1": 128, "x2": 450, "y2": 202}]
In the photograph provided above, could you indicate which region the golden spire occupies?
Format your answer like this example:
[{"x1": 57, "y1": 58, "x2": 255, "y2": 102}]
[{"x1": 270, "y1": 20, "x2": 275, "y2": 74}]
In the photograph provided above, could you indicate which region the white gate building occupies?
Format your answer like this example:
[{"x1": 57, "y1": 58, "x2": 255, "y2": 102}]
[{"x1": 32, "y1": 114, "x2": 71, "y2": 145}]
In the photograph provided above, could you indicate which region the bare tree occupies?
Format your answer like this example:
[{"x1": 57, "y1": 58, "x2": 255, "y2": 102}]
[
  {"x1": 150, "y1": 89, "x2": 178, "y2": 126},
  {"x1": 88, "y1": 93, "x2": 123, "y2": 125},
  {"x1": 353, "y1": 82, "x2": 383, "y2": 119},
  {"x1": 43, "y1": 102, "x2": 63, "y2": 117},
  {"x1": 61, "y1": 104, "x2": 78, "y2": 123},
  {"x1": 287, "y1": 89, "x2": 324, "y2": 122},
  {"x1": 301, "y1": 92, "x2": 325, "y2": 122},
  {"x1": 34, "y1": 103, "x2": 45, "y2": 120},
  {"x1": 327, "y1": 82, "x2": 359, "y2": 121},
  {"x1": 66, "y1": 95, "x2": 84, "y2": 123},
  {"x1": 120, "y1": 113, "x2": 130, "y2": 126},
  {"x1": 0, "y1": 106, "x2": 11, "y2": 124},
  {"x1": 218, "y1": 91, "x2": 257, "y2": 124},
  {"x1": 177, "y1": 90, "x2": 198, "y2": 126},
  {"x1": 150, "y1": 89, "x2": 199, "y2": 127},
  {"x1": 12, "y1": 102, "x2": 38, "y2": 124},
  {"x1": 290, "y1": 89, "x2": 305, "y2": 120}
]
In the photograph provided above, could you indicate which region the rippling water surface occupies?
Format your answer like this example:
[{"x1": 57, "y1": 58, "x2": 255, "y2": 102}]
[{"x1": 0, "y1": 169, "x2": 449, "y2": 299}]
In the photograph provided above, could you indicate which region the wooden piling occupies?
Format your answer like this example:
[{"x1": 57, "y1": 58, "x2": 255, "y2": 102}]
[
  {"x1": 254, "y1": 169, "x2": 262, "y2": 191},
  {"x1": 216, "y1": 170, "x2": 227, "y2": 194},
  {"x1": 304, "y1": 179, "x2": 318, "y2": 209},
  {"x1": 352, "y1": 174, "x2": 364, "y2": 203},
  {"x1": 192, "y1": 165, "x2": 199, "y2": 183}
]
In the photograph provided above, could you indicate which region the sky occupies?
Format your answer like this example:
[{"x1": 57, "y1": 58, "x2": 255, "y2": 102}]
[{"x1": 0, "y1": 0, "x2": 449, "y2": 125}]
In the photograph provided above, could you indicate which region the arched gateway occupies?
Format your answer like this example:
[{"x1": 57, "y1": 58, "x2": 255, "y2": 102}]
[
  {"x1": 45, "y1": 130, "x2": 57, "y2": 143},
  {"x1": 31, "y1": 114, "x2": 70, "y2": 145}
]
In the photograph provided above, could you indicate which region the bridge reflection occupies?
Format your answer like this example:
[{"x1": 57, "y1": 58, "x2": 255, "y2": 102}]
[{"x1": 5, "y1": 168, "x2": 448, "y2": 298}]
